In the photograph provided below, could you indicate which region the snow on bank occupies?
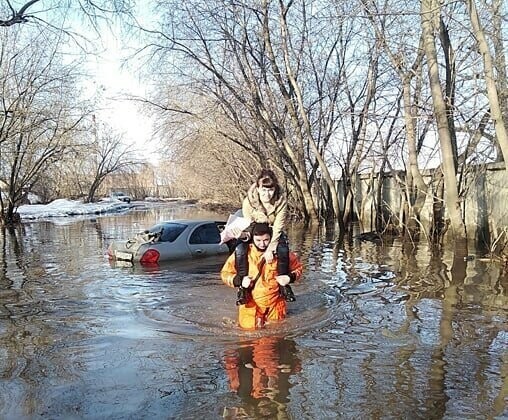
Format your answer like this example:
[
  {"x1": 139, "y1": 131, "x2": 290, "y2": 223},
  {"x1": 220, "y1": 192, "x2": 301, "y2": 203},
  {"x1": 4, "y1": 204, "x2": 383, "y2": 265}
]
[{"x1": 17, "y1": 198, "x2": 131, "y2": 220}]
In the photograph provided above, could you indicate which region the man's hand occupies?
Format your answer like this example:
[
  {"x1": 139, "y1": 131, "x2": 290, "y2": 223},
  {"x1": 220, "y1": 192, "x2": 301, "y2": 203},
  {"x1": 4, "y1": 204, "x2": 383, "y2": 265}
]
[
  {"x1": 241, "y1": 276, "x2": 252, "y2": 288},
  {"x1": 275, "y1": 275, "x2": 290, "y2": 286}
]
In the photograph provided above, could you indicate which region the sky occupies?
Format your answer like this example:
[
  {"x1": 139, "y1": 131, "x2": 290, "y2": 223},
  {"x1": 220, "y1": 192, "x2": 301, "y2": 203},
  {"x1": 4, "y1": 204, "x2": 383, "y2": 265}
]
[{"x1": 86, "y1": 22, "x2": 158, "y2": 165}]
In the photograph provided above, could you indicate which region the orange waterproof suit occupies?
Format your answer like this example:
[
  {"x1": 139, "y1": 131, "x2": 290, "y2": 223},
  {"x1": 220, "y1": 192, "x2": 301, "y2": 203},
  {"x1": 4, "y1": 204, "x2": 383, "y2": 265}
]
[{"x1": 221, "y1": 245, "x2": 303, "y2": 329}]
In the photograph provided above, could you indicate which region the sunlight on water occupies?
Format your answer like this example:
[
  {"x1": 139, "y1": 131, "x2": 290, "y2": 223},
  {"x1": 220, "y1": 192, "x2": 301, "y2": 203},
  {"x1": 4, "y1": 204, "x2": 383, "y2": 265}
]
[{"x1": 0, "y1": 204, "x2": 506, "y2": 418}]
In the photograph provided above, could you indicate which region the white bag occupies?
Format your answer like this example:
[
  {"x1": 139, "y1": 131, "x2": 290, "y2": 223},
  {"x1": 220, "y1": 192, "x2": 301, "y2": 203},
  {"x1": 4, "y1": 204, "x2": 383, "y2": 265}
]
[{"x1": 220, "y1": 214, "x2": 251, "y2": 244}]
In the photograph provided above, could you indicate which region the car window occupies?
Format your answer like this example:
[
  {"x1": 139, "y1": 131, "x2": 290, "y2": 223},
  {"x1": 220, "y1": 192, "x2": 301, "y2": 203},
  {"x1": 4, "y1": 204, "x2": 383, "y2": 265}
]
[
  {"x1": 189, "y1": 223, "x2": 221, "y2": 244},
  {"x1": 149, "y1": 223, "x2": 187, "y2": 243}
]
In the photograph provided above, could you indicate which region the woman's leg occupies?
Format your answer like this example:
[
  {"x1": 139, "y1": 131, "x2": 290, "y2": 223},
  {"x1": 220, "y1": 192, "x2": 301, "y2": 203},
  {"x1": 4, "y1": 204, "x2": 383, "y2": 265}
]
[
  {"x1": 235, "y1": 240, "x2": 249, "y2": 277},
  {"x1": 276, "y1": 233, "x2": 295, "y2": 302},
  {"x1": 235, "y1": 241, "x2": 250, "y2": 305},
  {"x1": 276, "y1": 234, "x2": 289, "y2": 275}
]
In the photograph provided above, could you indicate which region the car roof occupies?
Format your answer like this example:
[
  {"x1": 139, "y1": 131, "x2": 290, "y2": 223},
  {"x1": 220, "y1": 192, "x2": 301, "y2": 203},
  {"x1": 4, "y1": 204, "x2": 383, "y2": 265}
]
[{"x1": 156, "y1": 219, "x2": 225, "y2": 226}]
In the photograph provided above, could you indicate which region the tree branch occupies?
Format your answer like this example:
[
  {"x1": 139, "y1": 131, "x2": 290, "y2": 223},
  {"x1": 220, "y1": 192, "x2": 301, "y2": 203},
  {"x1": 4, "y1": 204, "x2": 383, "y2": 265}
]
[{"x1": 0, "y1": 0, "x2": 41, "y2": 26}]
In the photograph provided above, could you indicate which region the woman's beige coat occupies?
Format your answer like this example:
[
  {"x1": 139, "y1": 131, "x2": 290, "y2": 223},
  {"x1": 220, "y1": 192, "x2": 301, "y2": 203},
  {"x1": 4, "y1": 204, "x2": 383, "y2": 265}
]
[{"x1": 242, "y1": 183, "x2": 287, "y2": 253}]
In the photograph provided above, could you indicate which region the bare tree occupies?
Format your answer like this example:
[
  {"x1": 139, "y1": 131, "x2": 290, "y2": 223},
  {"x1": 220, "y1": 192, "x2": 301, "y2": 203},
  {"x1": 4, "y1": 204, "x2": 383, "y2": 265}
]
[
  {"x1": 360, "y1": 0, "x2": 429, "y2": 234},
  {"x1": 137, "y1": 0, "x2": 362, "y2": 222},
  {"x1": 421, "y1": 0, "x2": 466, "y2": 240},
  {"x1": 465, "y1": 0, "x2": 508, "y2": 164},
  {"x1": 340, "y1": 37, "x2": 381, "y2": 228},
  {"x1": 0, "y1": 28, "x2": 88, "y2": 224},
  {"x1": 150, "y1": 96, "x2": 257, "y2": 203},
  {"x1": 85, "y1": 120, "x2": 140, "y2": 203},
  {"x1": 491, "y1": 0, "x2": 507, "y2": 126}
]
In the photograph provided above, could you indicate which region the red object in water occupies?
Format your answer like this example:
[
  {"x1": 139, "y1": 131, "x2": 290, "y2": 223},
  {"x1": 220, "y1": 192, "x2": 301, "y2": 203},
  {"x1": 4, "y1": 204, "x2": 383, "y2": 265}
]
[{"x1": 140, "y1": 249, "x2": 160, "y2": 264}]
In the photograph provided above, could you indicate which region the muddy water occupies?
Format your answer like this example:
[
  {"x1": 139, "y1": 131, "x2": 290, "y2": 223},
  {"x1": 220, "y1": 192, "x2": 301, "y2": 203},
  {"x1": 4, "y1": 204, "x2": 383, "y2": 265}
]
[{"x1": 0, "y1": 203, "x2": 506, "y2": 419}]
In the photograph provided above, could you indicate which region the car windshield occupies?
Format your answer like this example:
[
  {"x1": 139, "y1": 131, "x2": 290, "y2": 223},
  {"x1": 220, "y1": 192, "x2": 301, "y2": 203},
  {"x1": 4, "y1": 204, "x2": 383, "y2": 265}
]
[{"x1": 148, "y1": 223, "x2": 187, "y2": 243}]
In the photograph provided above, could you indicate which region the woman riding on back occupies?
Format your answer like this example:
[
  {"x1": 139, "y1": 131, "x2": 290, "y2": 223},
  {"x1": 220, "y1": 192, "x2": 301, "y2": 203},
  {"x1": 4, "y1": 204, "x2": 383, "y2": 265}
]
[{"x1": 235, "y1": 169, "x2": 295, "y2": 304}]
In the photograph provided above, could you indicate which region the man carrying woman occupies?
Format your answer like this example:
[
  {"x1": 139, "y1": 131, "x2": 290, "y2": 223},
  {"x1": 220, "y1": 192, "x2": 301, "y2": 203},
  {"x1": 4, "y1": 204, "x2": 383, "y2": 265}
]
[
  {"x1": 221, "y1": 222, "x2": 303, "y2": 329},
  {"x1": 234, "y1": 169, "x2": 296, "y2": 305}
]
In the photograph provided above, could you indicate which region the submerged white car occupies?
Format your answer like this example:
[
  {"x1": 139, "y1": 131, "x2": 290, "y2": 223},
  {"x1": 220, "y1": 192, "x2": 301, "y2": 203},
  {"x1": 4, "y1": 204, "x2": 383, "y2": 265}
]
[{"x1": 107, "y1": 219, "x2": 232, "y2": 264}]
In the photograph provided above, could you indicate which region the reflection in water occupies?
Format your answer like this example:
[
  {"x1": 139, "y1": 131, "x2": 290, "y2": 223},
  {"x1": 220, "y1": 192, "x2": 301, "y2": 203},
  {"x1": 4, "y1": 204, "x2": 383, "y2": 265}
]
[
  {"x1": 223, "y1": 336, "x2": 300, "y2": 419},
  {"x1": 0, "y1": 204, "x2": 506, "y2": 418}
]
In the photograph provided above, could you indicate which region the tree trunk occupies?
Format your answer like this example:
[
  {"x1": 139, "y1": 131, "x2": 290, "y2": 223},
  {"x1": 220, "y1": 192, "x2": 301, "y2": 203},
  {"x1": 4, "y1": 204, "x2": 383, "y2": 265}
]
[
  {"x1": 402, "y1": 75, "x2": 429, "y2": 230},
  {"x1": 466, "y1": 0, "x2": 508, "y2": 165},
  {"x1": 343, "y1": 175, "x2": 356, "y2": 228},
  {"x1": 439, "y1": 18, "x2": 459, "y2": 172},
  {"x1": 1, "y1": 197, "x2": 19, "y2": 225},
  {"x1": 421, "y1": 0, "x2": 466, "y2": 240},
  {"x1": 491, "y1": 0, "x2": 507, "y2": 124}
]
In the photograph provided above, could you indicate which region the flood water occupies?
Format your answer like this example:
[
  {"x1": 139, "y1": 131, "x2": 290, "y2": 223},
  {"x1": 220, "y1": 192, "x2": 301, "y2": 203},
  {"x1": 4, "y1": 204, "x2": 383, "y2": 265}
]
[{"x1": 0, "y1": 203, "x2": 506, "y2": 419}]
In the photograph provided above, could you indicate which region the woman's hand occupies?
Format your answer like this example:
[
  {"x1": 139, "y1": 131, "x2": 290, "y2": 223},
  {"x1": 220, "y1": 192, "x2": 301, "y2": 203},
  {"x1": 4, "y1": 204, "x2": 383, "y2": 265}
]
[
  {"x1": 262, "y1": 249, "x2": 275, "y2": 263},
  {"x1": 262, "y1": 242, "x2": 277, "y2": 263}
]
